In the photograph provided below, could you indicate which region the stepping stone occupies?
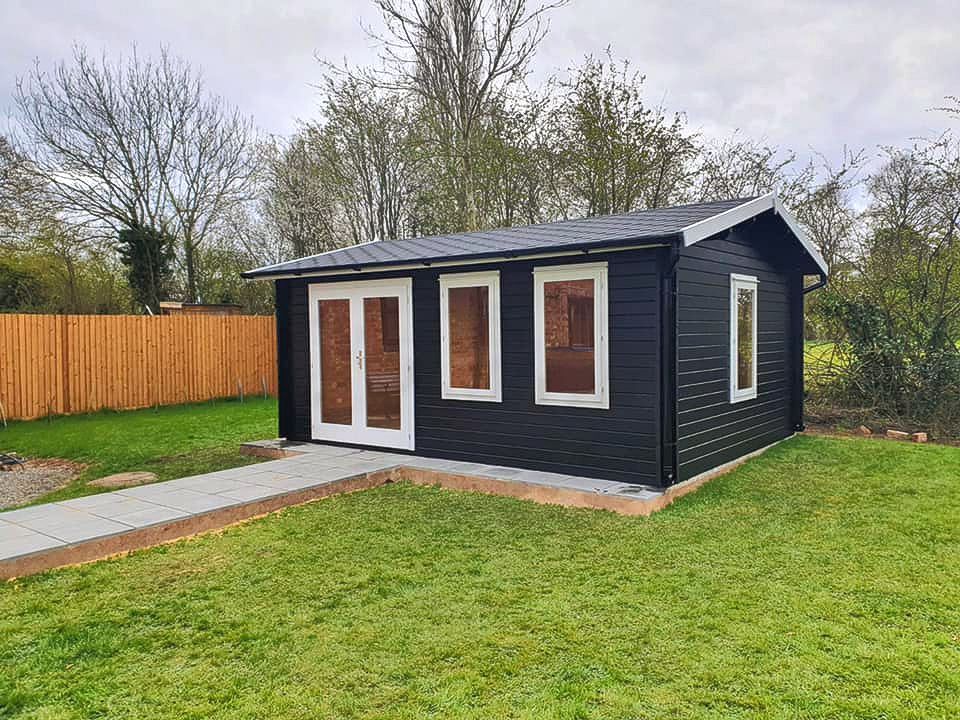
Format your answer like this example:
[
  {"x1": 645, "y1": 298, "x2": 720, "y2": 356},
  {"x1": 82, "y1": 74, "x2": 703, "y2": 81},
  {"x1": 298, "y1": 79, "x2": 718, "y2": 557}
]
[{"x1": 88, "y1": 471, "x2": 158, "y2": 489}]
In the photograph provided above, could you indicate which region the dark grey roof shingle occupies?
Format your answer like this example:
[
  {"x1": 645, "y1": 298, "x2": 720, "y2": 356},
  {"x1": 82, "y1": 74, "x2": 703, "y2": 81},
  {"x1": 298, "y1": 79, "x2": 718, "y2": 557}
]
[{"x1": 243, "y1": 197, "x2": 753, "y2": 278}]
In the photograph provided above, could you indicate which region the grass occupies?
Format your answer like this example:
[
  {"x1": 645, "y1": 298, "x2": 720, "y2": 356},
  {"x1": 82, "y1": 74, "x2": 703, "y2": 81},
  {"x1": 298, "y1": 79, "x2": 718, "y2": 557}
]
[
  {"x1": 1, "y1": 434, "x2": 958, "y2": 718},
  {"x1": 0, "y1": 398, "x2": 277, "y2": 504}
]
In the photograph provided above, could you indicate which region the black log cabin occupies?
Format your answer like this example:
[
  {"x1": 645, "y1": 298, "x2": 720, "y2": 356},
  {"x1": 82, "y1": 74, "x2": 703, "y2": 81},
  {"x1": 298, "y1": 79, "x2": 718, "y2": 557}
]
[{"x1": 243, "y1": 193, "x2": 828, "y2": 488}]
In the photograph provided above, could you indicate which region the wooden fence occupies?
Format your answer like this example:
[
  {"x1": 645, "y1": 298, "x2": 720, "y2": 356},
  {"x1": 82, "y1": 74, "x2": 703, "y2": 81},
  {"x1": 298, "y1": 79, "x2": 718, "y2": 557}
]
[{"x1": 0, "y1": 314, "x2": 277, "y2": 421}]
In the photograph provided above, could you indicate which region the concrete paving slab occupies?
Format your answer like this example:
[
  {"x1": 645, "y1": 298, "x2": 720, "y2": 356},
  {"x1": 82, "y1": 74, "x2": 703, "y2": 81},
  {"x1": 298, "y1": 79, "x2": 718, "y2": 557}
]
[
  {"x1": 0, "y1": 503, "x2": 87, "y2": 524},
  {"x1": 554, "y1": 475, "x2": 625, "y2": 493},
  {"x1": 0, "y1": 530, "x2": 64, "y2": 559},
  {"x1": 164, "y1": 476, "x2": 250, "y2": 495},
  {"x1": 217, "y1": 484, "x2": 284, "y2": 502},
  {"x1": 59, "y1": 493, "x2": 134, "y2": 510},
  {"x1": 247, "y1": 474, "x2": 339, "y2": 492},
  {"x1": 111, "y1": 505, "x2": 191, "y2": 528},
  {"x1": 21, "y1": 514, "x2": 134, "y2": 544},
  {"x1": 73, "y1": 496, "x2": 163, "y2": 520},
  {"x1": 512, "y1": 469, "x2": 580, "y2": 487},
  {"x1": 143, "y1": 489, "x2": 239, "y2": 514},
  {"x1": 0, "y1": 519, "x2": 50, "y2": 541},
  {"x1": 115, "y1": 484, "x2": 180, "y2": 501}
]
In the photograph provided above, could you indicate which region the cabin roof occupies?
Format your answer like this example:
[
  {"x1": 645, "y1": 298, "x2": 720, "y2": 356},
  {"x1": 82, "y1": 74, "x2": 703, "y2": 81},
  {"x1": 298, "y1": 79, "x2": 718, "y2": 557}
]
[{"x1": 243, "y1": 193, "x2": 827, "y2": 279}]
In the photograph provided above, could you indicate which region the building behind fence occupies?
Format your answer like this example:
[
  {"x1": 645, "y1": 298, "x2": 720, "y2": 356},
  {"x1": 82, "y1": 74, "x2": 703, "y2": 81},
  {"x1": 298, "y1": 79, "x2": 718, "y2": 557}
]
[{"x1": 0, "y1": 314, "x2": 277, "y2": 421}]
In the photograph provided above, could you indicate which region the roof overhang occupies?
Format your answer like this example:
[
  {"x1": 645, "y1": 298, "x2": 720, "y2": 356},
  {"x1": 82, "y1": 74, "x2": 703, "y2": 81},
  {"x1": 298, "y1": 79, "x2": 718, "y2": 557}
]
[
  {"x1": 242, "y1": 242, "x2": 669, "y2": 281},
  {"x1": 679, "y1": 192, "x2": 828, "y2": 276}
]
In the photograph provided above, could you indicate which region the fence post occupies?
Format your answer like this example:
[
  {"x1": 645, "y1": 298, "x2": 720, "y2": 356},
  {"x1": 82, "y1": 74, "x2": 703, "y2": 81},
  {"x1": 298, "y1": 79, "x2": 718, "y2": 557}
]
[{"x1": 59, "y1": 315, "x2": 71, "y2": 415}]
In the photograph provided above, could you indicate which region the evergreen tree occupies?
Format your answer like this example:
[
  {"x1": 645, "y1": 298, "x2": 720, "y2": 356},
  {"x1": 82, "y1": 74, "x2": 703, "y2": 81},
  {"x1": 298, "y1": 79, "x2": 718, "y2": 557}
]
[{"x1": 117, "y1": 226, "x2": 175, "y2": 314}]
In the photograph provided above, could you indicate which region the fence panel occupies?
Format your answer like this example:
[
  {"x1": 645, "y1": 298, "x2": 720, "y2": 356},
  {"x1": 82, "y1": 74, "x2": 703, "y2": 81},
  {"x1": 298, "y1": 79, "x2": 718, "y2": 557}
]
[{"x1": 0, "y1": 314, "x2": 278, "y2": 421}]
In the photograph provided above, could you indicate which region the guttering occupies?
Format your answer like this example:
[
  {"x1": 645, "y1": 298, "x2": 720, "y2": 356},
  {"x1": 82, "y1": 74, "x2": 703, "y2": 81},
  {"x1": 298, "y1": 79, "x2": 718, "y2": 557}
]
[
  {"x1": 242, "y1": 241, "x2": 669, "y2": 281},
  {"x1": 803, "y1": 272, "x2": 827, "y2": 294}
]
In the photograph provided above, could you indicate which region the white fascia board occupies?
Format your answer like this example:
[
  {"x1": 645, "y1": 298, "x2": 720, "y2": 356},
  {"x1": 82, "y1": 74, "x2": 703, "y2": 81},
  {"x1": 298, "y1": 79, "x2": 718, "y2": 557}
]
[
  {"x1": 681, "y1": 193, "x2": 776, "y2": 246},
  {"x1": 680, "y1": 191, "x2": 829, "y2": 277}
]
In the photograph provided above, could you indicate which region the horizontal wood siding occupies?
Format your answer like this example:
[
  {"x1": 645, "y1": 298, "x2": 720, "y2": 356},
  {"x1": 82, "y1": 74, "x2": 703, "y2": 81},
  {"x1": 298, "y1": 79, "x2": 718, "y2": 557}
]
[
  {"x1": 279, "y1": 279, "x2": 312, "y2": 440},
  {"x1": 280, "y1": 249, "x2": 662, "y2": 485},
  {"x1": 675, "y1": 219, "x2": 802, "y2": 481}
]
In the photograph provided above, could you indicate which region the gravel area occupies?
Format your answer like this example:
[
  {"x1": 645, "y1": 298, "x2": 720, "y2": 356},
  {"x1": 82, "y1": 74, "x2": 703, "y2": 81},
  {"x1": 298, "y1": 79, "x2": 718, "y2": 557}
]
[{"x1": 0, "y1": 459, "x2": 84, "y2": 510}]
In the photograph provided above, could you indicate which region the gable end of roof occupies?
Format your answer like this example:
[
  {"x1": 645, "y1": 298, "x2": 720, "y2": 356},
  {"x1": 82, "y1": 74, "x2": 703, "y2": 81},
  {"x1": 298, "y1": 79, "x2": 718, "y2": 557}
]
[{"x1": 679, "y1": 191, "x2": 828, "y2": 276}]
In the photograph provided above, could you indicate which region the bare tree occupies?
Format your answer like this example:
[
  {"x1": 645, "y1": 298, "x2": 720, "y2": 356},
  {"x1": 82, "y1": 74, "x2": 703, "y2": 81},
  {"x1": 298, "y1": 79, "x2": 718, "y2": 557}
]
[
  {"x1": 370, "y1": 0, "x2": 565, "y2": 231},
  {"x1": 695, "y1": 134, "x2": 809, "y2": 204},
  {"x1": 14, "y1": 47, "x2": 169, "y2": 236},
  {"x1": 791, "y1": 152, "x2": 864, "y2": 274},
  {"x1": 0, "y1": 135, "x2": 46, "y2": 244},
  {"x1": 261, "y1": 132, "x2": 345, "y2": 258},
  {"x1": 472, "y1": 92, "x2": 549, "y2": 227},
  {"x1": 696, "y1": 134, "x2": 864, "y2": 272},
  {"x1": 158, "y1": 79, "x2": 256, "y2": 301},
  {"x1": 14, "y1": 45, "x2": 256, "y2": 303},
  {"x1": 317, "y1": 72, "x2": 418, "y2": 243}
]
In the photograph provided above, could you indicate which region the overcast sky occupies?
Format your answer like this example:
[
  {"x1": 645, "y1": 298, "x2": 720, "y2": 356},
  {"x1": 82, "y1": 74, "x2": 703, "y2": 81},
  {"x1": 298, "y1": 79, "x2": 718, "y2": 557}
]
[{"x1": 2, "y1": 0, "x2": 958, "y2": 172}]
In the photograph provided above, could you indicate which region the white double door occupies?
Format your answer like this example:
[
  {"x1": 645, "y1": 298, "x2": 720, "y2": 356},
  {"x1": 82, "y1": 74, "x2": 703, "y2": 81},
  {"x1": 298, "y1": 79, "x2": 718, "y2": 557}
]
[{"x1": 308, "y1": 279, "x2": 414, "y2": 450}]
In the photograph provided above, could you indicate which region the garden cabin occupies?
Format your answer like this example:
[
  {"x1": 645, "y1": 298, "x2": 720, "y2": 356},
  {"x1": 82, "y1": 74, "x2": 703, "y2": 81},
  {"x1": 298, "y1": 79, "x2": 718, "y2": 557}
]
[{"x1": 243, "y1": 193, "x2": 828, "y2": 488}]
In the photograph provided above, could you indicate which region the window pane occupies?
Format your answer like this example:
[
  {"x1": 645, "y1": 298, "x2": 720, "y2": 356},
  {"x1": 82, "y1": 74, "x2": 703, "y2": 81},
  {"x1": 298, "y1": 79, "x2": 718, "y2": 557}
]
[
  {"x1": 737, "y1": 287, "x2": 755, "y2": 390},
  {"x1": 448, "y1": 286, "x2": 490, "y2": 390},
  {"x1": 364, "y1": 296, "x2": 402, "y2": 430},
  {"x1": 319, "y1": 299, "x2": 351, "y2": 425},
  {"x1": 544, "y1": 278, "x2": 595, "y2": 393}
]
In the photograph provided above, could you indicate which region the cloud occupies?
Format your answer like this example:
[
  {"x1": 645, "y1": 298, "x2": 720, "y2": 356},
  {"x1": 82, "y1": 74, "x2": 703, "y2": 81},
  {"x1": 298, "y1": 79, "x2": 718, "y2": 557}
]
[{"x1": 2, "y1": 0, "x2": 957, "y2": 167}]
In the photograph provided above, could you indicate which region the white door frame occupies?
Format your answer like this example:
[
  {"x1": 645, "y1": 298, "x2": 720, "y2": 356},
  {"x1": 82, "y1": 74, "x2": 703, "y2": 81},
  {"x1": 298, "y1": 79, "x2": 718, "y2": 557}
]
[{"x1": 307, "y1": 278, "x2": 415, "y2": 450}]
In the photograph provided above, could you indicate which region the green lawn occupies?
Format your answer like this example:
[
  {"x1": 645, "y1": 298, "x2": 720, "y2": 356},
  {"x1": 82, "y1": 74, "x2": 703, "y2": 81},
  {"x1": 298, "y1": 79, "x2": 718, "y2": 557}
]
[
  {"x1": 2, "y1": 434, "x2": 958, "y2": 718},
  {"x1": 0, "y1": 398, "x2": 277, "y2": 505}
]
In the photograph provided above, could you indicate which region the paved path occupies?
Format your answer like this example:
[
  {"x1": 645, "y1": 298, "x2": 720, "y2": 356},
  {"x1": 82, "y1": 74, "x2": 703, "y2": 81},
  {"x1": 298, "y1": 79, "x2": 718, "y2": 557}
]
[{"x1": 0, "y1": 442, "x2": 664, "y2": 577}]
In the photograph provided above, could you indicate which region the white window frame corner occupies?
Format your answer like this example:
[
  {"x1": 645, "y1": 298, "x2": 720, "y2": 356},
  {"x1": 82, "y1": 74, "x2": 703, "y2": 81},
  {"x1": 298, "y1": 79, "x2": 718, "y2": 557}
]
[
  {"x1": 439, "y1": 270, "x2": 502, "y2": 402},
  {"x1": 729, "y1": 273, "x2": 759, "y2": 404},
  {"x1": 533, "y1": 262, "x2": 609, "y2": 410}
]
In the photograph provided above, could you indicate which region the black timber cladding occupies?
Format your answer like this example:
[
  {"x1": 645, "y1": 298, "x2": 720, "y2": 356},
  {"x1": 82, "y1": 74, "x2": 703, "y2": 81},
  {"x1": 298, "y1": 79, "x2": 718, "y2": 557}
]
[
  {"x1": 277, "y1": 249, "x2": 663, "y2": 486},
  {"x1": 244, "y1": 198, "x2": 750, "y2": 277},
  {"x1": 674, "y1": 214, "x2": 808, "y2": 481}
]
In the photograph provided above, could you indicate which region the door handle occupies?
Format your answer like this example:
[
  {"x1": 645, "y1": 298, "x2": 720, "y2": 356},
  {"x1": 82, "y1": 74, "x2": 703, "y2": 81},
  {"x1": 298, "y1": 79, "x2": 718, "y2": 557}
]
[{"x1": 356, "y1": 350, "x2": 364, "y2": 369}]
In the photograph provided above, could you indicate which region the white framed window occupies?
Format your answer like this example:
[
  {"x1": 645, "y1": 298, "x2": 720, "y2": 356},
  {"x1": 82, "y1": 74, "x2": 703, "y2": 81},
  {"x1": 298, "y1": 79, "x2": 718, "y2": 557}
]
[
  {"x1": 533, "y1": 262, "x2": 609, "y2": 409},
  {"x1": 439, "y1": 270, "x2": 501, "y2": 402},
  {"x1": 729, "y1": 273, "x2": 759, "y2": 403}
]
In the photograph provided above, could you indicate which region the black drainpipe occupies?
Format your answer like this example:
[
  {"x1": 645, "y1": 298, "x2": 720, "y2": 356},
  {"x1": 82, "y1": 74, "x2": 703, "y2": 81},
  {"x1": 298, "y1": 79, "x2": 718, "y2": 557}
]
[
  {"x1": 791, "y1": 271, "x2": 828, "y2": 432},
  {"x1": 660, "y1": 243, "x2": 681, "y2": 487}
]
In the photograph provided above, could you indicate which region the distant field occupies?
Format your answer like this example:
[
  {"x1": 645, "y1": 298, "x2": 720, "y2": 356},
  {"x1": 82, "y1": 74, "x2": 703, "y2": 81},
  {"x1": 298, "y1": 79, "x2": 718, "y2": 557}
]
[{"x1": 804, "y1": 341, "x2": 846, "y2": 390}]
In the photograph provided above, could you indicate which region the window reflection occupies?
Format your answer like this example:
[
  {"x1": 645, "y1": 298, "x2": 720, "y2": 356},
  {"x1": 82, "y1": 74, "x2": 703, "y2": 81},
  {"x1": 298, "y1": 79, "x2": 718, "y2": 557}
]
[
  {"x1": 737, "y1": 287, "x2": 755, "y2": 390},
  {"x1": 448, "y1": 286, "x2": 490, "y2": 390},
  {"x1": 544, "y1": 279, "x2": 595, "y2": 393},
  {"x1": 319, "y1": 299, "x2": 352, "y2": 425},
  {"x1": 364, "y1": 297, "x2": 401, "y2": 430}
]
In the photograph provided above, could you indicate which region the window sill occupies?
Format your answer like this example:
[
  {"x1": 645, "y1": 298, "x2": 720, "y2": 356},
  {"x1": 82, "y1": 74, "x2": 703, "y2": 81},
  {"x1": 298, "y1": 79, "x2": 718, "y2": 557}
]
[
  {"x1": 535, "y1": 392, "x2": 609, "y2": 410},
  {"x1": 441, "y1": 388, "x2": 502, "y2": 403}
]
